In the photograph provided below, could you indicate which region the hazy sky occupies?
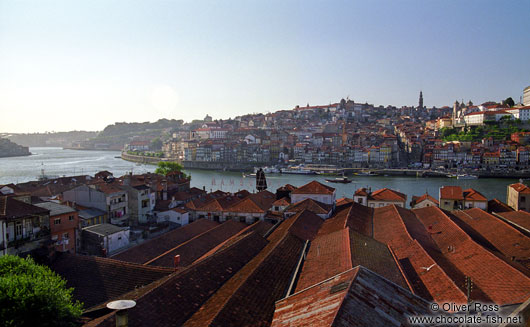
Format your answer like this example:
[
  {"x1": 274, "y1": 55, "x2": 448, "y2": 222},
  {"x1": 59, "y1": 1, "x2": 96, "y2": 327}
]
[{"x1": 1, "y1": 0, "x2": 529, "y2": 133}]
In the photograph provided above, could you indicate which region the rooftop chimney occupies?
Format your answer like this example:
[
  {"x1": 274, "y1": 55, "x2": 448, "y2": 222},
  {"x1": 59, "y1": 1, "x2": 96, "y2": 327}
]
[
  {"x1": 107, "y1": 300, "x2": 136, "y2": 327},
  {"x1": 174, "y1": 254, "x2": 181, "y2": 271}
]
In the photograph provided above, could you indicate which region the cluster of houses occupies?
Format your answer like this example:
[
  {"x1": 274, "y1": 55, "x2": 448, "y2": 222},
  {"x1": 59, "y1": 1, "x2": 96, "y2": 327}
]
[
  {"x1": 8, "y1": 177, "x2": 525, "y2": 326},
  {"x1": 122, "y1": 95, "x2": 530, "y2": 173}
]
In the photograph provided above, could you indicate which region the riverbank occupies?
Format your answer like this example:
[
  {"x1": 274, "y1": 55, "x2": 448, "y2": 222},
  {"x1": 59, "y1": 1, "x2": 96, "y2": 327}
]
[
  {"x1": 0, "y1": 138, "x2": 31, "y2": 158},
  {"x1": 120, "y1": 151, "x2": 164, "y2": 165}
]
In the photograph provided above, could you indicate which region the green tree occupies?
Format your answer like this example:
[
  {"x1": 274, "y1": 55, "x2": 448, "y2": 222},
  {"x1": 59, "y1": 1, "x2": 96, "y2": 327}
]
[
  {"x1": 150, "y1": 137, "x2": 163, "y2": 151},
  {"x1": 155, "y1": 161, "x2": 189, "y2": 178},
  {"x1": 504, "y1": 97, "x2": 515, "y2": 107},
  {"x1": 0, "y1": 255, "x2": 83, "y2": 327}
]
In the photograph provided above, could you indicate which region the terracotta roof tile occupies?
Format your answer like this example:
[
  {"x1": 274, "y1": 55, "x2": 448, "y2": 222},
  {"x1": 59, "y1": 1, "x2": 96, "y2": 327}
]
[
  {"x1": 291, "y1": 181, "x2": 335, "y2": 195},
  {"x1": 413, "y1": 206, "x2": 530, "y2": 305},
  {"x1": 411, "y1": 193, "x2": 439, "y2": 206},
  {"x1": 452, "y1": 208, "x2": 530, "y2": 270},
  {"x1": 496, "y1": 211, "x2": 530, "y2": 232},
  {"x1": 440, "y1": 186, "x2": 464, "y2": 200},
  {"x1": 373, "y1": 205, "x2": 467, "y2": 303},
  {"x1": 510, "y1": 183, "x2": 530, "y2": 194},
  {"x1": 463, "y1": 188, "x2": 487, "y2": 202},
  {"x1": 285, "y1": 198, "x2": 333, "y2": 215},
  {"x1": 369, "y1": 188, "x2": 407, "y2": 202},
  {"x1": 111, "y1": 219, "x2": 219, "y2": 264},
  {"x1": 295, "y1": 228, "x2": 352, "y2": 292},
  {"x1": 272, "y1": 267, "x2": 432, "y2": 327}
]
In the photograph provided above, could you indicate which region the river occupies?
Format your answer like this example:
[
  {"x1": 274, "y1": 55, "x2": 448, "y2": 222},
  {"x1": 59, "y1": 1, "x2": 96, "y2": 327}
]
[{"x1": 0, "y1": 147, "x2": 519, "y2": 206}]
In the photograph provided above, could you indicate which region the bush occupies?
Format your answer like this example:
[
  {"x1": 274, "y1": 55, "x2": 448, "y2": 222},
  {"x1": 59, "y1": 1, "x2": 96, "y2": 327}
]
[{"x1": 0, "y1": 255, "x2": 83, "y2": 327}]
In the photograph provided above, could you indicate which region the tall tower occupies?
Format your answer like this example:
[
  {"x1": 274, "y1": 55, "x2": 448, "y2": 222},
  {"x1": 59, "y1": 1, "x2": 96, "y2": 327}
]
[{"x1": 418, "y1": 91, "x2": 424, "y2": 109}]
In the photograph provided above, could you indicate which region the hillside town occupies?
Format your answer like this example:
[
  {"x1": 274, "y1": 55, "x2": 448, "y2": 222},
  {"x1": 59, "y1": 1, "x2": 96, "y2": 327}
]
[
  {"x1": 115, "y1": 88, "x2": 530, "y2": 176},
  {"x1": 1, "y1": 167, "x2": 530, "y2": 325}
]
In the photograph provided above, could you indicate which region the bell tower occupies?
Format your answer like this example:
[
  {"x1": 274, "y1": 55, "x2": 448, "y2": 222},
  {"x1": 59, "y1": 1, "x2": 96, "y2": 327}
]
[{"x1": 419, "y1": 91, "x2": 423, "y2": 109}]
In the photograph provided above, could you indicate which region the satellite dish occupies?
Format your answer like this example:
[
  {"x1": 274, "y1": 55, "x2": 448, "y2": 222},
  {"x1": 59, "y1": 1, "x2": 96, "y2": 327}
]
[{"x1": 107, "y1": 300, "x2": 136, "y2": 310}]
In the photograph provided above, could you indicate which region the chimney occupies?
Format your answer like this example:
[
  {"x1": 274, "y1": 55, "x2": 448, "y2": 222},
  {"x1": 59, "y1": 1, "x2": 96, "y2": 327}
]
[
  {"x1": 174, "y1": 255, "x2": 181, "y2": 270},
  {"x1": 107, "y1": 300, "x2": 136, "y2": 327}
]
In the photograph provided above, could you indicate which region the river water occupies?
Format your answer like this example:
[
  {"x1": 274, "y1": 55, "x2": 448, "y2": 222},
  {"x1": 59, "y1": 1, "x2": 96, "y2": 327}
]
[{"x1": 0, "y1": 147, "x2": 519, "y2": 206}]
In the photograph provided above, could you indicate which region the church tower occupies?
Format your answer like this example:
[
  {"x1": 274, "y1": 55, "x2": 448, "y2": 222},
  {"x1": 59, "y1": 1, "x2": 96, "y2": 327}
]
[{"x1": 418, "y1": 91, "x2": 424, "y2": 109}]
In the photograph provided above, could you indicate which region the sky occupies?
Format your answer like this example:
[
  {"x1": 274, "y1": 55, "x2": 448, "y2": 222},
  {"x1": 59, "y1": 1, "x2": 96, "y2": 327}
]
[{"x1": 1, "y1": 0, "x2": 529, "y2": 133}]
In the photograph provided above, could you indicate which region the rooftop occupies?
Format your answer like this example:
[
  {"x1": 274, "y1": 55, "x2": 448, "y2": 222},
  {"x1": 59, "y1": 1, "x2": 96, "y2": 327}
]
[
  {"x1": 272, "y1": 267, "x2": 432, "y2": 327},
  {"x1": 34, "y1": 201, "x2": 76, "y2": 216},
  {"x1": 83, "y1": 223, "x2": 127, "y2": 236},
  {"x1": 111, "y1": 219, "x2": 219, "y2": 264},
  {"x1": 291, "y1": 180, "x2": 335, "y2": 195}
]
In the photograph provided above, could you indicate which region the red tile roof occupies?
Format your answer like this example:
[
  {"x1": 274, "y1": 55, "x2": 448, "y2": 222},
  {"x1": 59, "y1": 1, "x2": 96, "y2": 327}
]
[
  {"x1": 495, "y1": 211, "x2": 530, "y2": 233},
  {"x1": 145, "y1": 220, "x2": 247, "y2": 268},
  {"x1": 226, "y1": 190, "x2": 276, "y2": 213},
  {"x1": 272, "y1": 197, "x2": 290, "y2": 207},
  {"x1": 452, "y1": 208, "x2": 530, "y2": 270},
  {"x1": 285, "y1": 198, "x2": 333, "y2": 215},
  {"x1": 291, "y1": 181, "x2": 335, "y2": 195},
  {"x1": 411, "y1": 193, "x2": 439, "y2": 206},
  {"x1": 413, "y1": 206, "x2": 530, "y2": 305},
  {"x1": 369, "y1": 188, "x2": 407, "y2": 202},
  {"x1": 510, "y1": 183, "x2": 530, "y2": 194},
  {"x1": 49, "y1": 253, "x2": 173, "y2": 309},
  {"x1": 317, "y1": 202, "x2": 373, "y2": 237},
  {"x1": 272, "y1": 267, "x2": 432, "y2": 327},
  {"x1": 295, "y1": 228, "x2": 352, "y2": 292},
  {"x1": 111, "y1": 219, "x2": 219, "y2": 264},
  {"x1": 335, "y1": 197, "x2": 353, "y2": 206},
  {"x1": 463, "y1": 188, "x2": 487, "y2": 202},
  {"x1": 373, "y1": 205, "x2": 467, "y2": 303},
  {"x1": 440, "y1": 186, "x2": 464, "y2": 200}
]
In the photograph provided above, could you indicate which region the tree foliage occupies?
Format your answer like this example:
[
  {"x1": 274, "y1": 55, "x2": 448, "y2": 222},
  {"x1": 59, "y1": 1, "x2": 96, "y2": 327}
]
[
  {"x1": 504, "y1": 97, "x2": 515, "y2": 107},
  {"x1": 0, "y1": 255, "x2": 83, "y2": 327},
  {"x1": 155, "y1": 161, "x2": 189, "y2": 179}
]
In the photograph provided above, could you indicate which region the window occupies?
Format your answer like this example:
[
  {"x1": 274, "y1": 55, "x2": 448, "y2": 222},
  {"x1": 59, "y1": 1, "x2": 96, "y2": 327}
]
[
  {"x1": 15, "y1": 222, "x2": 23, "y2": 237},
  {"x1": 54, "y1": 218, "x2": 61, "y2": 225},
  {"x1": 63, "y1": 232, "x2": 69, "y2": 239},
  {"x1": 68, "y1": 215, "x2": 74, "y2": 221}
]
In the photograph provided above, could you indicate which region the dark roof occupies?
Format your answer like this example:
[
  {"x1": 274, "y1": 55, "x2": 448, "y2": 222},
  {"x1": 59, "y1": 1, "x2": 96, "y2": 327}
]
[
  {"x1": 145, "y1": 220, "x2": 247, "y2": 268},
  {"x1": 78, "y1": 207, "x2": 107, "y2": 219},
  {"x1": 183, "y1": 210, "x2": 321, "y2": 327},
  {"x1": 285, "y1": 198, "x2": 333, "y2": 215},
  {"x1": 83, "y1": 224, "x2": 127, "y2": 236},
  {"x1": 272, "y1": 267, "x2": 432, "y2": 327},
  {"x1": 0, "y1": 196, "x2": 50, "y2": 221},
  {"x1": 34, "y1": 201, "x2": 76, "y2": 216},
  {"x1": 488, "y1": 199, "x2": 514, "y2": 213},
  {"x1": 111, "y1": 219, "x2": 219, "y2": 264},
  {"x1": 84, "y1": 230, "x2": 269, "y2": 327},
  {"x1": 49, "y1": 253, "x2": 173, "y2": 309}
]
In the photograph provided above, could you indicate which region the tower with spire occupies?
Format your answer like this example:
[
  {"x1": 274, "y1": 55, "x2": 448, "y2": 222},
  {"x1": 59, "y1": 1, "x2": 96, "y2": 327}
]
[{"x1": 418, "y1": 91, "x2": 424, "y2": 109}]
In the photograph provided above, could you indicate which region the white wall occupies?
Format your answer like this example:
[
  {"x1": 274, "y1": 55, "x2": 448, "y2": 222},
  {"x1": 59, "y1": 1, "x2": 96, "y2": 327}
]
[
  {"x1": 156, "y1": 210, "x2": 189, "y2": 225},
  {"x1": 105, "y1": 229, "x2": 130, "y2": 254}
]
